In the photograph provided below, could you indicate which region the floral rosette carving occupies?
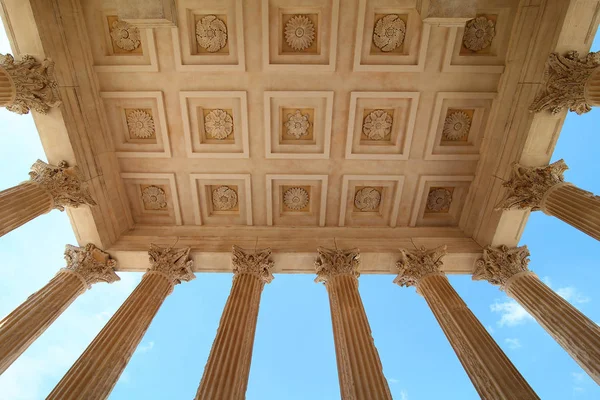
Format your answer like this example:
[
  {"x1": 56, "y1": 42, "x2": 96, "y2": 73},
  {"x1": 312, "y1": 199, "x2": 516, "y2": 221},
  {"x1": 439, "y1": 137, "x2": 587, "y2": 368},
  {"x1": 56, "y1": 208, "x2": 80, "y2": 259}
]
[
  {"x1": 373, "y1": 14, "x2": 406, "y2": 52},
  {"x1": 443, "y1": 111, "x2": 471, "y2": 141},
  {"x1": 285, "y1": 110, "x2": 310, "y2": 139},
  {"x1": 363, "y1": 110, "x2": 393, "y2": 140},
  {"x1": 284, "y1": 187, "x2": 309, "y2": 210},
  {"x1": 0, "y1": 53, "x2": 61, "y2": 115},
  {"x1": 426, "y1": 188, "x2": 453, "y2": 212},
  {"x1": 196, "y1": 15, "x2": 228, "y2": 52},
  {"x1": 285, "y1": 15, "x2": 316, "y2": 51},
  {"x1": 142, "y1": 186, "x2": 167, "y2": 210},
  {"x1": 110, "y1": 20, "x2": 141, "y2": 51},
  {"x1": 354, "y1": 187, "x2": 381, "y2": 211},
  {"x1": 212, "y1": 186, "x2": 238, "y2": 211},
  {"x1": 204, "y1": 109, "x2": 234, "y2": 139},
  {"x1": 126, "y1": 110, "x2": 155, "y2": 138},
  {"x1": 463, "y1": 16, "x2": 496, "y2": 52}
]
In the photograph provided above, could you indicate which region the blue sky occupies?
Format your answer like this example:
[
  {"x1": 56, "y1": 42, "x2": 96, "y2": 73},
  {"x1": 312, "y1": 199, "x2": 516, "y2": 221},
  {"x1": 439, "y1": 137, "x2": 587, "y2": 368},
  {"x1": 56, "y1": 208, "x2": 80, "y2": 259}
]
[{"x1": 0, "y1": 21, "x2": 599, "y2": 400}]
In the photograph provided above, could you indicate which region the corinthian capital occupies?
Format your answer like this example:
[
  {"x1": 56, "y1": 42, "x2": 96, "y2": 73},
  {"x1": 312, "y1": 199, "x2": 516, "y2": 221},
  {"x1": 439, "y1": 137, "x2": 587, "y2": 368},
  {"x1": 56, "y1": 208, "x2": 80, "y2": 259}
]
[
  {"x1": 63, "y1": 243, "x2": 120, "y2": 287},
  {"x1": 231, "y1": 245, "x2": 274, "y2": 283},
  {"x1": 148, "y1": 244, "x2": 195, "y2": 285},
  {"x1": 394, "y1": 246, "x2": 447, "y2": 288},
  {"x1": 497, "y1": 159, "x2": 568, "y2": 211},
  {"x1": 29, "y1": 160, "x2": 96, "y2": 211},
  {"x1": 473, "y1": 245, "x2": 530, "y2": 289},
  {"x1": 314, "y1": 247, "x2": 360, "y2": 283},
  {"x1": 0, "y1": 53, "x2": 61, "y2": 115},
  {"x1": 530, "y1": 50, "x2": 600, "y2": 115}
]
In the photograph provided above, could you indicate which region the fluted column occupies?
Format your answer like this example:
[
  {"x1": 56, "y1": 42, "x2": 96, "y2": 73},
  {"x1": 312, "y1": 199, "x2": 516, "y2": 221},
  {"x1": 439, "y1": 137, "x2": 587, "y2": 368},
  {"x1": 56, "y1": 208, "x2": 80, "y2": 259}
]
[
  {"x1": 0, "y1": 160, "x2": 95, "y2": 238},
  {"x1": 315, "y1": 247, "x2": 392, "y2": 400},
  {"x1": 498, "y1": 159, "x2": 600, "y2": 241},
  {"x1": 0, "y1": 53, "x2": 60, "y2": 114},
  {"x1": 195, "y1": 246, "x2": 274, "y2": 400},
  {"x1": 395, "y1": 246, "x2": 539, "y2": 399},
  {"x1": 0, "y1": 244, "x2": 119, "y2": 375},
  {"x1": 474, "y1": 245, "x2": 600, "y2": 384},
  {"x1": 47, "y1": 245, "x2": 195, "y2": 400},
  {"x1": 530, "y1": 50, "x2": 600, "y2": 115}
]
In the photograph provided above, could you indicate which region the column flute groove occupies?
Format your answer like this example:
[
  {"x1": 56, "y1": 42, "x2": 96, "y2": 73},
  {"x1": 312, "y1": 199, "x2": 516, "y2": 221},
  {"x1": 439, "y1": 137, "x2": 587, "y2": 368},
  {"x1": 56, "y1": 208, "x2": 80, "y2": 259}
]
[
  {"x1": 47, "y1": 245, "x2": 195, "y2": 400},
  {"x1": 0, "y1": 244, "x2": 119, "y2": 375},
  {"x1": 474, "y1": 245, "x2": 600, "y2": 384},
  {"x1": 396, "y1": 246, "x2": 539, "y2": 400},
  {"x1": 315, "y1": 247, "x2": 392, "y2": 400},
  {"x1": 195, "y1": 246, "x2": 274, "y2": 400}
]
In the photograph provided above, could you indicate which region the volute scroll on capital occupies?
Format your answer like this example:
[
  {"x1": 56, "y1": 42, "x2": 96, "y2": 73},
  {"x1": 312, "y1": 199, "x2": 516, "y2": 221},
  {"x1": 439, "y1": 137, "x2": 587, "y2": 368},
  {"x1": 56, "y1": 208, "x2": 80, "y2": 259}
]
[
  {"x1": 231, "y1": 245, "x2": 274, "y2": 284},
  {"x1": 473, "y1": 245, "x2": 531, "y2": 290},
  {"x1": 147, "y1": 244, "x2": 196, "y2": 286},
  {"x1": 63, "y1": 243, "x2": 120, "y2": 288},
  {"x1": 0, "y1": 53, "x2": 61, "y2": 115},
  {"x1": 314, "y1": 247, "x2": 360, "y2": 283},
  {"x1": 29, "y1": 160, "x2": 97, "y2": 211},
  {"x1": 394, "y1": 246, "x2": 447, "y2": 288}
]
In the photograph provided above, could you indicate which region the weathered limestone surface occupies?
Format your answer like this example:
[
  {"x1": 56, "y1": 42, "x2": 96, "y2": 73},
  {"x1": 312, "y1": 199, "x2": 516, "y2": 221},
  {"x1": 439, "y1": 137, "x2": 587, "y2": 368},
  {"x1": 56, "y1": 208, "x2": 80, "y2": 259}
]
[
  {"x1": 47, "y1": 245, "x2": 194, "y2": 400},
  {"x1": 195, "y1": 246, "x2": 273, "y2": 400},
  {"x1": 316, "y1": 247, "x2": 392, "y2": 400},
  {"x1": 475, "y1": 245, "x2": 600, "y2": 384},
  {"x1": 499, "y1": 159, "x2": 600, "y2": 241},
  {"x1": 0, "y1": 244, "x2": 119, "y2": 375},
  {"x1": 396, "y1": 246, "x2": 539, "y2": 399},
  {"x1": 0, "y1": 160, "x2": 96, "y2": 237}
]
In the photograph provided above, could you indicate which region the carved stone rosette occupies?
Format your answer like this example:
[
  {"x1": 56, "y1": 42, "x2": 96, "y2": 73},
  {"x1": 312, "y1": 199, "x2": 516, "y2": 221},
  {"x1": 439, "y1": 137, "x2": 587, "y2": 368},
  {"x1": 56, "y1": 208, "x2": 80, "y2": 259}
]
[
  {"x1": 29, "y1": 160, "x2": 96, "y2": 211},
  {"x1": 195, "y1": 246, "x2": 273, "y2": 399},
  {"x1": 0, "y1": 53, "x2": 61, "y2": 114},
  {"x1": 394, "y1": 246, "x2": 447, "y2": 289},
  {"x1": 314, "y1": 247, "x2": 360, "y2": 282},
  {"x1": 0, "y1": 243, "x2": 119, "y2": 375},
  {"x1": 474, "y1": 245, "x2": 600, "y2": 384},
  {"x1": 530, "y1": 50, "x2": 600, "y2": 115}
]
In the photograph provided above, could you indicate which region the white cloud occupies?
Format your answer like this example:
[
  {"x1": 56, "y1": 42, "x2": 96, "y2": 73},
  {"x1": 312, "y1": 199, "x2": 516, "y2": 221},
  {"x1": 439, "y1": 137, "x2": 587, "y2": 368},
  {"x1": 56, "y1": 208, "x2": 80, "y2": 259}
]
[
  {"x1": 504, "y1": 338, "x2": 522, "y2": 350},
  {"x1": 572, "y1": 372, "x2": 586, "y2": 383},
  {"x1": 490, "y1": 299, "x2": 533, "y2": 327},
  {"x1": 400, "y1": 389, "x2": 409, "y2": 400},
  {"x1": 556, "y1": 287, "x2": 590, "y2": 304},
  {"x1": 486, "y1": 325, "x2": 495, "y2": 334},
  {"x1": 388, "y1": 378, "x2": 399, "y2": 384},
  {"x1": 138, "y1": 341, "x2": 155, "y2": 354}
]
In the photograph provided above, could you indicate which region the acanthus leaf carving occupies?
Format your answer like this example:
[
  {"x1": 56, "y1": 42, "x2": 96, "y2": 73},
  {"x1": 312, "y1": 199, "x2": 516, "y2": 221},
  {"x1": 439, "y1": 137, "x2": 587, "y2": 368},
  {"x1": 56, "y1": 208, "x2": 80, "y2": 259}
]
[
  {"x1": 148, "y1": 244, "x2": 195, "y2": 286},
  {"x1": 394, "y1": 246, "x2": 447, "y2": 288},
  {"x1": 29, "y1": 160, "x2": 96, "y2": 211},
  {"x1": 0, "y1": 53, "x2": 61, "y2": 115},
  {"x1": 530, "y1": 51, "x2": 600, "y2": 115},
  {"x1": 473, "y1": 245, "x2": 530, "y2": 289},
  {"x1": 315, "y1": 247, "x2": 360, "y2": 283},
  {"x1": 497, "y1": 159, "x2": 568, "y2": 211},
  {"x1": 63, "y1": 243, "x2": 120, "y2": 288},
  {"x1": 231, "y1": 245, "x2": 274, "y2": 284}
]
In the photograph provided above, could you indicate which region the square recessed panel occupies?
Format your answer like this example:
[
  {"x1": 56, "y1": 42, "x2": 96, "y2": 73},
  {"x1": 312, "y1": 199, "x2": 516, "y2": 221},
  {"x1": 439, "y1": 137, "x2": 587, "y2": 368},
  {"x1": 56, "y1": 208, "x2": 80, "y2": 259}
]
[
  {"x1": 189, "y1": 174, "x2": 252, "y2": 225},
  {"x1": 345, "y1": 92, "x2": 419, "y2": 160},
  {"x1": 101, "y1": 92, "x2": 171, "y2": 158},
  {"x1": 410, "y1": 176, "x2": 474, "y2": 227},
  {"x1": 121, "y1": 173, "x2": 182, "y2": 225},
  {"x1": 353, "y1": 0, "x2": 430, "y2": 72},
  {"x1": 266, "y1": 175, "x2": 328, "y2": 226},
  {"x1": 265, "y1": 91, "x2": 333, "y2": 159},
  {"x1": 339, "y1": 175, "x2": 404, "y2": 227},
  {"x1": 424, "y1": 92, "x2": 496, "y2": 160},
  {"x1": 262, "y1": 0, "x2": 340, "y2": 71},
  {"x1": 81, "y1": 8, "x2": 158, "y2": 72},
  {"x1": 172, "y1": 0, "x2": 245, "y2": 71},
  {"x1": 180, "y1": 91, "x2": 249, "y2": 158},
  {"x1": 442, "y1": 8, "x2": 513, "y2": 73}
]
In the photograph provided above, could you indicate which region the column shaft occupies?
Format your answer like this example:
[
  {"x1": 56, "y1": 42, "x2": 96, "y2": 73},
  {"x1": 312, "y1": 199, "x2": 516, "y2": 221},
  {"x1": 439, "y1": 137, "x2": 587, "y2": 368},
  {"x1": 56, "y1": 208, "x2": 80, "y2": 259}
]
[
  {"x1": 0, "y1": 181, "x2": 53, "y2": 237},
  {"x1": 542, "y1": 184, "x2": 600, "y2": 240},
  {"x1": 195, "y1": 274, "x2": 264, "y2": 400},
  {"x1": 0, "y1": 271, "x2": 85, "y2": 374},
  {"x1": 507, "y1": 273, "x2": 600, "y2": 384},
  {"x1": 418, "y1": 274, "x2": 539, "y2": 399},
  {"x1": 326, "y1": 274, "x2": 392, "y2": 400},
  {"x1": 47, "y1": 272, "x2": 172, "y2": 400},
  {"x1": 0, "y1": 66, "x2": 15, "y2": 106}
]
